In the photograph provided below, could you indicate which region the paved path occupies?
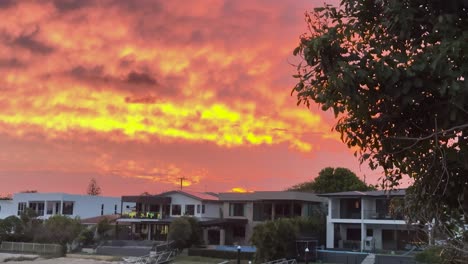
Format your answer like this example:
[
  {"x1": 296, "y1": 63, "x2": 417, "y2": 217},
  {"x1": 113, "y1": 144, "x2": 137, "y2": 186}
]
[{"x1": 361, "y1": 253, "x2": 375, "y2": 264}]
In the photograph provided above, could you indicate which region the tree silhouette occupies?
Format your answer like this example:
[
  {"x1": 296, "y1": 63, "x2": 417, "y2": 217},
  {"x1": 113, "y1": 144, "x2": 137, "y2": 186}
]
[{"x1": 87, "y1": 178, "x2": 102, "y2": 196}]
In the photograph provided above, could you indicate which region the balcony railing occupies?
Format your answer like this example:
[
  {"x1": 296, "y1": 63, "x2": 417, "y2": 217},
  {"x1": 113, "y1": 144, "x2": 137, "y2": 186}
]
[
  {"x1": 363, "y1": 210, "x2": 404, "y2": 220},
  {"x1": 121, "y1": 211, "x2": 165, "y2": 219}
]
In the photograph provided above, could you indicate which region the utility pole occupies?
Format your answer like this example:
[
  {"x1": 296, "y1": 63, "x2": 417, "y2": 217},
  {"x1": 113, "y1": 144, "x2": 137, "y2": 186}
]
[{"x1": 178, "y1": 177, "x2": 185, "y2": 190}]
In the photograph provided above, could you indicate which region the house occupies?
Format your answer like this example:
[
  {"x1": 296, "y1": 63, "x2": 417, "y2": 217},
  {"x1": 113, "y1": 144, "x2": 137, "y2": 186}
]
[
  {"x1": 0, "y1": 192, "x2": 133, "y2": 220},
  {"x1": 117, "y1": 190, "x2": 223, "y2": 241},
  {"x1": 320, "y1": 189, "x2": 424, "y2": 252},
  {"x1": 217, "y1": 191, "x2": 325, "y2": 245},
  {"x1": 118, "y1": 190, "x2": 326, "y2": 246}
]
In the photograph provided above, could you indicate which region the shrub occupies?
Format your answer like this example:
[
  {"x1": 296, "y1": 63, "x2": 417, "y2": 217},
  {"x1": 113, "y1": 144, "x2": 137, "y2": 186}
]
[
  {"x1": 415, "y1": 246, "x2": 443, "y2": 264},
  {"x1": 168, "y1": 218, "x2": 192, "y2": 249}
]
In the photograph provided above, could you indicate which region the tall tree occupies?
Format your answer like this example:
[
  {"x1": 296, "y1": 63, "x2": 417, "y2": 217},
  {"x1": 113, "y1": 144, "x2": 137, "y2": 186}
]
[
  {"x1": 86, "y1": 178, "x2": 102, "y2": 196},
  {"x1": 291, "y1": 0, "x2": 468, "y2": 259},
  {"x1": 288, "y1": 167, "x2": 373, "y2": 193}
]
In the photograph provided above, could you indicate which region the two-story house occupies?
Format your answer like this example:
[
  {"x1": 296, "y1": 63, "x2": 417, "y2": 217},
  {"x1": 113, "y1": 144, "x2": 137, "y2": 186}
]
[
  {"x1": 217, "y1": 191, "x2": 325, "y2": 245},
  {"x1": 0, "y1": 192, "x2": 131, "y2": 220},
  {"x1": 117, "y1": 190, "x2": 222, "y2": 241},
  {"x1": 320, "y1": 189, "x2": 423, "y2": 252}
]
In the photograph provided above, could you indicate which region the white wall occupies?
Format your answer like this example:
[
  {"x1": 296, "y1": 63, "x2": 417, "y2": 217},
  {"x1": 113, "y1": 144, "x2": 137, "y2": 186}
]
[
  {"x1": 165, "y1": 193, "x2": 202, "y2": 217},
  {"x1": 2, "y1": 193, "x2": 126, "y2": 220},
  {"x1": 0, "y1": 200, "x2": 15, "y2": 219}
]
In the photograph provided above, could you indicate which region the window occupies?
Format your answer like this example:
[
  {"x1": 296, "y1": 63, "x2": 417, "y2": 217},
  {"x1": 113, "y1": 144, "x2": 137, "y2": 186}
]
[
  {"x1": 29, "y1": 202, "x2": 45, "y2": 216},
  {"x1": 171, "y1": 204, "x2": 181, "y2": 215},
  {"x1": 185, "y1": 205, "x2": 195, "y2": 215},
  {"x1": 202, "y1": 204, "x2": 205, "y2": 214},
  {"x1": 196, "y1": 204, "x2": 200, "y2": 214},
  {"x1": 17, "y1": 202, "x2": 26, "y2": 215},
  {"x1": 229, "y1": 203, "x2": 245, "y2": 217},
  {"x1": 101, "y1": 204, "x2": 104, "y2": 216},
  {"x1": 62, "y1": 201, "x2": 74, "y2": 215},
  {"x1": 253, "y1": 203, "x2": 272, "y2": 221},
  {"x1": 114, "y1": 204, "x2": 118, "y2": 214},
  {"x1": 46, "y1": 202, "x2": 54, "y2": 215}
]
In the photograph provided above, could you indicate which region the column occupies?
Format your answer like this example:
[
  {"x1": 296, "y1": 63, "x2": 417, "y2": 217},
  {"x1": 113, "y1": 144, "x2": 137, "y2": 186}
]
[
  {"x1": 361, "y1": 198, "x2": 365, "y2": 252},
  {"x1": 374, "y1": 227, "x2": 382, "y2": 250},
  {"x1": 220, "y1": 228, "x2": 226, "y2": 245},
  {"x1": 326, "y1": 222, "x2": 334, "y2": 248},
  {"x1": 271, "y1": 203, "x2": 275, "y2": 220},
  {"x1": 159, "y1": 204, "x2": 163, "y2": 219},
  {"x1": 147, "y1": 224, "x2": 152, "y2": 240},
  {"x1": 203, "y1": 229, "x2": 209, "y2": 245},
  {"x1": 361, "y1": 223, "x2": 366, "y2": 252}
]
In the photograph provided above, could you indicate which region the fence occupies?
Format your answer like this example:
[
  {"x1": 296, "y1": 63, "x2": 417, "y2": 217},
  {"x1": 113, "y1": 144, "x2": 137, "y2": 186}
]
[
  {"x1": 0, "y1": 241, "x2": 63, "y2": 255},
  {"x1": 317, "y1": 250, "x2": 368, "y2": 264}
]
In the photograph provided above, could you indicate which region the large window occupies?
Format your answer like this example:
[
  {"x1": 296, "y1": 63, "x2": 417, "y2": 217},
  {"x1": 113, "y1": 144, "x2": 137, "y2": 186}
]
[
  {"x1": 185, "y1": 205, "x2": 195, "y2": 215},
  {"x1": 202, "y1": 204, "x2": 205, "y2": 214},
  {"x1": 196, "y1": 204, "x2": 200, "y2": 214},
  {"x1": 17, "y1": 202, "x2": 26, "y2": 215},
  {"x1": 62, "y1": 201, "x2": 74, "y2": 215},
  {"x1": 171, "y1": 204, "x2": 181, "y2": 216},
  {"x1": 253, "y1": 202, "x2": 272, "y2": 221},
  {"x1": 229, "y1": 203, "x2": 245, "y2": 217},
  {"x1": 29, "y1": 202, "x2": 45, "y2": 216}
]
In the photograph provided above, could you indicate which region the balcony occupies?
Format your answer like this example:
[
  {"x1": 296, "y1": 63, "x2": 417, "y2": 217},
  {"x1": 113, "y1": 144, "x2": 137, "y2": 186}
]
[
  {"x1": 121, "y1": 211, "x2": 166, "y2": 220},
  {"x1": 363, "y1": 210, "x2": 404, "y2": 220},
  {"x1": 330, "y1": 208, "x2": 361, "y2": 219}
]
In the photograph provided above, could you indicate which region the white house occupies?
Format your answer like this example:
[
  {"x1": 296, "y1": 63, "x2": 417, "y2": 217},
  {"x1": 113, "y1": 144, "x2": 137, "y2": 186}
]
[
  {"x1": 320, "y1": 189, "x2": 424, "y2": 252},
  {"x1": 0, "y1": 192, "x2": 132, "y2": 220}
]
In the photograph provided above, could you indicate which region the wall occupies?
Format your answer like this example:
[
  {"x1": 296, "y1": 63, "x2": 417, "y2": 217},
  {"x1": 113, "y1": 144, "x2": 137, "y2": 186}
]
[
  {"x1": 4, "y1": 193, "x2": 123, "y2": 220},
  {"x1": 0, "y1": 200, "x2": 15, "y2": 219},
  {"x1": 203, "y1": 202, "x2": 221, "y2": 218},
  {"x1": 165, "y1": 192, "x2": 202, "y2": 217}
]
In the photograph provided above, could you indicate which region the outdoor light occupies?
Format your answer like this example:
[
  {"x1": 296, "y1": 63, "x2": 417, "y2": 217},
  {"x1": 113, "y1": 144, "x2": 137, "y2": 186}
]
[
  {"x1": 305, "y1": 247, "x2": 310, "y2": 264},
  {"x1": 237, "y1": 246, "x2": 241, "y2": 264}
]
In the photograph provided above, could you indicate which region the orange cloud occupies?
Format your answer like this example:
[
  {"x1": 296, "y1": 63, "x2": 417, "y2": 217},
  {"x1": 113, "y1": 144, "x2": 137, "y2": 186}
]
[{"x1": 0, "y1": 0, "x2": 370, "y2": 197}]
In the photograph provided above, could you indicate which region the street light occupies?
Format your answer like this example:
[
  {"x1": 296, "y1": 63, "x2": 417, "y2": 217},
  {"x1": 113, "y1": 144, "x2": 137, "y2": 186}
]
[
  {"x1": 237, "y1": 245, "x2": 241, "y2": 264},
  {"x1": 305, "y1": 248, "x2": 310, "y2": 264}
]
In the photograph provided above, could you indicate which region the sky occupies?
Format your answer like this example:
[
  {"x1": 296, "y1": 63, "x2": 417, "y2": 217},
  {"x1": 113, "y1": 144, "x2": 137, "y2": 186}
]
[{"x1": 0, "y1": 0, "x2": 383, "y2": 196}]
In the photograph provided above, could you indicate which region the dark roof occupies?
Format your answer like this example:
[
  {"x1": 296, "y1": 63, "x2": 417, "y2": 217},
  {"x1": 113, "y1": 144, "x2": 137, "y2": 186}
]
[
  {"x1": 218, "y1": 191, "x2": 325, "y2": 203},
  {"x1": 318, "y1": 189, "x2": 406, "y2": 198}
]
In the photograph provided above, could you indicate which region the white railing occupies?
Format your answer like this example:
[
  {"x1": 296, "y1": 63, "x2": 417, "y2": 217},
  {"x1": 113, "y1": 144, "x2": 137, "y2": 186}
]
[{"x1": 0, "y1": 242, "x2": 62, "y2": 255}]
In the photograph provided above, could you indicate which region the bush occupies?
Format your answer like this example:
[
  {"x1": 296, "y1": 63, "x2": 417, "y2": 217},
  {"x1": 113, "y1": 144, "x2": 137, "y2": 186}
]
[
  {"x1": 168, "y1": 218, "x2": 192, "y2": 249},
  {"x1": 251, "y1": 218, "x2": 297, "y2": 262},
  {"x1": 78, "y1": 228, "x2": 95, "y2": 247},
  {"x1": 415, "y1": 246, "x2": 443, "y2": 264},
  {"x1": 250, "y1": 217, "x2": 324, "y2": 262},
  {"x1": 183, "y1": 216, "x2": 202, "y2": 246}
]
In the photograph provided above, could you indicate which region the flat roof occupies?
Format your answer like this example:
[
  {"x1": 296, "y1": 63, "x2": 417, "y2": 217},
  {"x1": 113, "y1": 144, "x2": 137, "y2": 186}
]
[
  {"x1": 318, "y1": 189, "x2": 406, "y2": 198},
  {"x1": 218, "y1": 191, "x2": 325, "y2": 203}
]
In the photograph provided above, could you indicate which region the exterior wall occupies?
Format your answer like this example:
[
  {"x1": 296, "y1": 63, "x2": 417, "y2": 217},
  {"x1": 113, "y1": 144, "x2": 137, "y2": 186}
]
[
  {"x1": 203, "y1": 202, "x2": 221, "y2": 218},
  {"x1": 1, "y1": 193, "x2": 124, "y2": 220},
  {"x1": 165, "y1": 193, "x2": 202, "y2": 217},
  {"x1": 326, "y1": 197, "x2": 411, "y2": 252},
  {"x1": 0, "y1": 200, "x2": 15, "y2": 219}
]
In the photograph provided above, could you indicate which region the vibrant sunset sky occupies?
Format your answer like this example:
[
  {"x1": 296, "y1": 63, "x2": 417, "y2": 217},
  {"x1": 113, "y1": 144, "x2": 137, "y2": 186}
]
[{"x1": 0, "y1": 0, "x2": 384, "y2": 196}]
